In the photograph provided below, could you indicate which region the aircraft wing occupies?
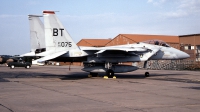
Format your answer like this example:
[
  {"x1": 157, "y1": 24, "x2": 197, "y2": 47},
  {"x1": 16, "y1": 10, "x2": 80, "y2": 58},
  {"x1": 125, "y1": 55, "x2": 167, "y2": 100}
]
[
  {"x1": 83, "y1": 45, "x2": 160, "y2": 60},
  {"x1": 20, "y1": 51, "x2": 36, "y2": 57}
]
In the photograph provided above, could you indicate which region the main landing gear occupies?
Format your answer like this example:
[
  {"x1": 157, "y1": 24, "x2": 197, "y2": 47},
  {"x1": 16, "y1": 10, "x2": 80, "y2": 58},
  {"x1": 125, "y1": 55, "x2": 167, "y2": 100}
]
[
  {"x1": 103, "y1": 62, "x2": 116, "y2": 79},
  {"x1": 86, "y1": 62, "x2": 116, "y2": 78}
]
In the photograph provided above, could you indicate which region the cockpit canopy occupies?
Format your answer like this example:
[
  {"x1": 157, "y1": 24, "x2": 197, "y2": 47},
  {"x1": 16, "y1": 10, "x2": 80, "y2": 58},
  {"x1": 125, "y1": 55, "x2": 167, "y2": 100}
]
[{"x1": 142, "y1": 39, "x2": 170, "y2": 47}]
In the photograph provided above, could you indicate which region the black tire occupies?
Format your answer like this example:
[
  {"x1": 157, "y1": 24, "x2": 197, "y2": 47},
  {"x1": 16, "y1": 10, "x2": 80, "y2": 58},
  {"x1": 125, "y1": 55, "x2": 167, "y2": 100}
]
[
  {"x1": 106, "y1": 69, "x2": 114, "y2": 78},
  {"x1": 145, "y1": 72, "x2": 150, "y2": 77},
  {"x1": 10, "y1": 65, "x2": 15, "y2": 69}
]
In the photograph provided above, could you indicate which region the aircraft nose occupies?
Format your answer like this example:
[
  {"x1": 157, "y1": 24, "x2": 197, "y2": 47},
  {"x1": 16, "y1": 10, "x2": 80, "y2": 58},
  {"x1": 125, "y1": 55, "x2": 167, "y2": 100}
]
[{"x1": 177, "y1": 51, "x2": 190, "y2": 59}]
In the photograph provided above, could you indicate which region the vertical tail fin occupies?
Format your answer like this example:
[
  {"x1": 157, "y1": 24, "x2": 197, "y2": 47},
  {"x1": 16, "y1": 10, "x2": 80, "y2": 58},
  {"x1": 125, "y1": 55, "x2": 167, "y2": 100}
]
[
  {"x1": 43, "y1": 11, "x2": 79, "y2": 53},
  {"x1": 28, "y1": 15, "x2": 46, "y2": 52}
]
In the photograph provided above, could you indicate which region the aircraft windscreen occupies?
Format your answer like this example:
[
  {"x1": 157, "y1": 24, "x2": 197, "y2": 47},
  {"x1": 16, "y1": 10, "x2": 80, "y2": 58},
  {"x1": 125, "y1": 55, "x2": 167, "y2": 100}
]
[{"x1": 142, "y1": 40, "x2": 170, "y2": 47}]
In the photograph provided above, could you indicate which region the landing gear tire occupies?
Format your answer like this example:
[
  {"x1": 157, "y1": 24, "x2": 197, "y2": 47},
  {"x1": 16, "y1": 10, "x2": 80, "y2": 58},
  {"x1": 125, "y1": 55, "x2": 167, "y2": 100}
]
[
  {"x1": 145, "y1": 72, "x2": 150, "y2": 77},
  {"x1": 106, "y1": 69, "x2": 114, "y2": 78}
]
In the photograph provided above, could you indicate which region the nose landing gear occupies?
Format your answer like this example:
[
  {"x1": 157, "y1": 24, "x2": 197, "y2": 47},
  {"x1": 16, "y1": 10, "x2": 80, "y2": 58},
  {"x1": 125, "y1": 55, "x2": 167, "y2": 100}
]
[{"x1": 145, "y1": 72, "x2": 149, "y2": 77}]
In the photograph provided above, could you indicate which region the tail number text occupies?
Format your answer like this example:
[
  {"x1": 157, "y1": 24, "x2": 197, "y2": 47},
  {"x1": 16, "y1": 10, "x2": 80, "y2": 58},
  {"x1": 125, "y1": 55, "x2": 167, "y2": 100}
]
[{"x1": 58, "y1": 42, "x2": 72, "y2": 47}]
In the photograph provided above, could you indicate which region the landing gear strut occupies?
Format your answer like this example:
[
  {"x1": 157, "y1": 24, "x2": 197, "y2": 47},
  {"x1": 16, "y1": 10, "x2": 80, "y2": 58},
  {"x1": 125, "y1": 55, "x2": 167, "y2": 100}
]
[
  {"x1": 104, "y1": 62, "x2": 116, "y2": 78},
  {"x1": 144, "y1": 61, "x2": 150, "y2": 77}
]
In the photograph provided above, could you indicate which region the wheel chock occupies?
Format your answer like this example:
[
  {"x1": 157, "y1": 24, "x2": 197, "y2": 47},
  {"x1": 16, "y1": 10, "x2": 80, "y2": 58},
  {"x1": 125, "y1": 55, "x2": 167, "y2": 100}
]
[
  {"x1": 113, "y1": 76, "x2": 116, "y2": 79},
  {"x1": 103, "y1": 76, "x2": 108, "y2": 79}
]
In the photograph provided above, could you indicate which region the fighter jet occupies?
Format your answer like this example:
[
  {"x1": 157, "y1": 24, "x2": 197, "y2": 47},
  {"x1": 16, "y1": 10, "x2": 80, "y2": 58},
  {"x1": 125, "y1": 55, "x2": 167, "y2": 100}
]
[
  {"x1": 0, "y1": 55, "x2": 17, "y2": 65},
  {"x1": 28, "y1": 11, "x2": 190, "y2": 77}
]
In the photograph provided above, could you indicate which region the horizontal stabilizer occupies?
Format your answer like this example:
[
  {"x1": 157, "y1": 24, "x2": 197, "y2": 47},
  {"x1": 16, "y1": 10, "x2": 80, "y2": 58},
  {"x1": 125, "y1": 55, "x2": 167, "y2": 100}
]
[
  {"x1": 20, "y1": 51, "x2": 35, "y2": 57},
  {"x1": 35, "y1": 51, "x2": 67, "y2": 62}
]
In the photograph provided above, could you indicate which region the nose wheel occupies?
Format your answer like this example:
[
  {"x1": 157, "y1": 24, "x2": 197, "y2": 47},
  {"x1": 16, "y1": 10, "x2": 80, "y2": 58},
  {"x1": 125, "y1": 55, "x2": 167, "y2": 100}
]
[{"x1": 145, "y1": 72, "x2": 150, "y2": 77}]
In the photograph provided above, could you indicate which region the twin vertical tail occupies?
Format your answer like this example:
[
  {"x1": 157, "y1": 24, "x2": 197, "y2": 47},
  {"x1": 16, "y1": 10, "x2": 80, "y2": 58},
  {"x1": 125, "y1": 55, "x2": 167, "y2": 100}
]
[
  {"x1": 23, "y1": 11, "x2": 80, "y2": 61},
  {"x1": 43, "y1": 11, "x2": 80, "y2": 53},
  {"x1": 28, "y1": 15, "x2": 46, "y2": 53},
  {"x1": 20, "y1": 15, "x2": 46, "y2": 57}
]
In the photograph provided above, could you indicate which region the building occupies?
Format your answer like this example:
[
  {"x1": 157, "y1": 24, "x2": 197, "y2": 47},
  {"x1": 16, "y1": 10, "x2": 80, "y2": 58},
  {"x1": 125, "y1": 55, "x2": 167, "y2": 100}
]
[
  {"x1": 77, "y1": 39, "x2": 112, "y2": 47},
  {"x1": 179, "y1": 34, "x2": 200, "y2": 61},
  {"x1": 105, "y1": 34, "x2": 179, "y2": 49}
]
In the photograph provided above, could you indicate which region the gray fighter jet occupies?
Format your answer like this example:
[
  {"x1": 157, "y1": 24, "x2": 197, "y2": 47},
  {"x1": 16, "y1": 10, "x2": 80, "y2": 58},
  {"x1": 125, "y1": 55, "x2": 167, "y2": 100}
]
[{"x1": 24, "y1": 11, "x2": 190, "y2": 77}]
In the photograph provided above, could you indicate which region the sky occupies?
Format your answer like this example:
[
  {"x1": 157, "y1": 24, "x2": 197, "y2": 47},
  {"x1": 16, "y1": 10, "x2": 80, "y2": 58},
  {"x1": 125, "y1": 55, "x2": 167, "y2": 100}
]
[{"x1": 0, "y1": 0, "x2": 200, "y2": 55}]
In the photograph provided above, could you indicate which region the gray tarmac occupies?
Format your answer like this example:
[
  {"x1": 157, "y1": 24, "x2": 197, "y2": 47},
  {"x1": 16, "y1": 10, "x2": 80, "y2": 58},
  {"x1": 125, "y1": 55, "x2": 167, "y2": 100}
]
[{"x1": 0, "y1": 65, "x2": 200, "y2": 112}]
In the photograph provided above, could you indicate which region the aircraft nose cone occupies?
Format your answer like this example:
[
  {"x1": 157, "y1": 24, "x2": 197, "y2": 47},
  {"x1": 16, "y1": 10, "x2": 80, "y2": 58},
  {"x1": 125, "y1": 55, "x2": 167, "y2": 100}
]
[{"x1": 177, "y1": 51, "x2": 190, "y2": 59}]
